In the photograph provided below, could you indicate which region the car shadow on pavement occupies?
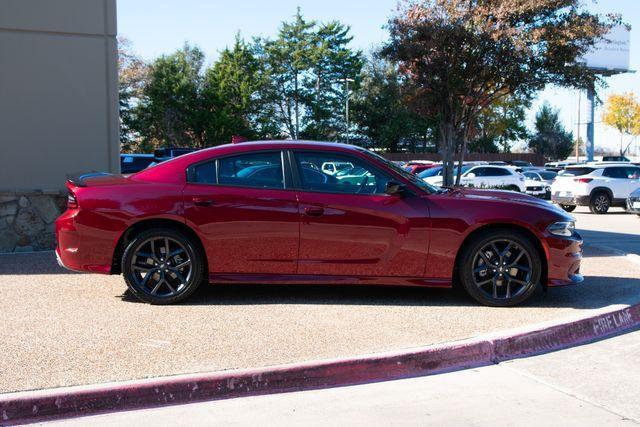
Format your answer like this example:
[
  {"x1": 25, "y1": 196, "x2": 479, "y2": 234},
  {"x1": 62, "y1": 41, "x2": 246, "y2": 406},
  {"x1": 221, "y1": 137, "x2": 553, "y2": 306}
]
[
  {"x1": 0, "y1": 252, "x2": 78, "y2": 275},
  {"x1": 119, "y1": 275, "x2": 640, "y2": 310}
]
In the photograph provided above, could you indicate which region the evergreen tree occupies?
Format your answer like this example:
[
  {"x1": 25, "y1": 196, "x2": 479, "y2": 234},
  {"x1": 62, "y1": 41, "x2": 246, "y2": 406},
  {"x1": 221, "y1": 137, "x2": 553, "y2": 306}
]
[{"x1": 528, "y1": 103, "x2": 574, "y2": 160}]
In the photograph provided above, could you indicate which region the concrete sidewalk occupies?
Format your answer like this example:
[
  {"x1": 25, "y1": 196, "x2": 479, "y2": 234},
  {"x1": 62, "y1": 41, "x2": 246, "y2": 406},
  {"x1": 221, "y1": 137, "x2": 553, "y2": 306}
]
[{"x1": 40, "y1": 329, "x2": 640, "y2": 426}]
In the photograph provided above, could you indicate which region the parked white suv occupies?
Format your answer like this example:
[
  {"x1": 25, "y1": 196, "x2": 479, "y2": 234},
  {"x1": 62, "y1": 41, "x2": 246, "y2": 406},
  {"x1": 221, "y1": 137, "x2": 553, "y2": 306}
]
[
  {"x1": 551, "y1": 164, "x2": 640, "y2": 214},
  {"x1": 424, "y1": 165, "x2": 526, "y2": 192}
]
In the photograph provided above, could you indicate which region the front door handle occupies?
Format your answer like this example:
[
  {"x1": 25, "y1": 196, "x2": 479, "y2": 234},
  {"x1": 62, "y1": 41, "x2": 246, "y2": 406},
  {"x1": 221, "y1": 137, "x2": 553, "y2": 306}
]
[
  {"x1": 193, "y1": 197, "x2": 214, "y2": 207},
  {"x1": 304, "y1": 207, "x2": 325, "y2": 217}
]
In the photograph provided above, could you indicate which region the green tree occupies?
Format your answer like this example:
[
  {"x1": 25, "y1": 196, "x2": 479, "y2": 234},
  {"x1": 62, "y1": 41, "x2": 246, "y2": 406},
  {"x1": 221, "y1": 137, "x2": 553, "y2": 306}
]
[
  {"x1": 528, "y1": 103, "x2": 574, "y2": 160},
  {"x1": 469, "y1": 94, "x2": 530, "y2": 153},
  {"x1": 259, "y1": 9, "x2": 362, "y2": 140},
  {"x1": 134, "y1": 44, "x2": 206, "y2": 148},
  {"x1": 117, "y1": 37, "x2": 148, "y2": 152},
  {"x1": 203, "y1": 35, "x2": 280, "y2": 144},
  {"x1": 383, "y1": 0, "x2": 618, "y2": 186},
  {"x1": 351, "y1": 53, "x2": 434, "y2": 152}
]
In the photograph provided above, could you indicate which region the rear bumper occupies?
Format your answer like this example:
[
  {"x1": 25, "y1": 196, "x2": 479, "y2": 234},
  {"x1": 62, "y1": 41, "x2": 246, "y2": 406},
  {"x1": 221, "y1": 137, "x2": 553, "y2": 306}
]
[
  {"x1": 551, "y1": 194, "x2": 590, "y2": 206},
  {"x1": 545, "y1": 232, "x2": 584, "y2": 287},
  {"x1": 55, "y1": 209, "x2": 114, "y2": 274}
]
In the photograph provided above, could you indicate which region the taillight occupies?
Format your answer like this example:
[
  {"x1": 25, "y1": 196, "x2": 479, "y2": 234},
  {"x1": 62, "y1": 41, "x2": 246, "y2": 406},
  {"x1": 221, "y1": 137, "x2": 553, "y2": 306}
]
[
  {"x1": 574, "y1": 178, "x2": 593, "y2": 183},
  {"x1": 67, "y1": 193, "x2": 78, "y2": 209}
]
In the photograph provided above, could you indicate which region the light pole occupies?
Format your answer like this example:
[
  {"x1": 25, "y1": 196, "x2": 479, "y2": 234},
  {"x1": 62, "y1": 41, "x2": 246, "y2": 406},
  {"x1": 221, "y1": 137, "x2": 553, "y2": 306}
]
[{"x1": 341, "y1": 78, "x2": 355, "y2": 144}]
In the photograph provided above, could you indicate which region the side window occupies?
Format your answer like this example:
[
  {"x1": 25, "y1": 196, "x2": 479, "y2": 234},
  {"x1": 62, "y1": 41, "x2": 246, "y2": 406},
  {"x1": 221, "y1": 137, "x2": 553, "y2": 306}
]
[
  {"x1": 625, "y1": 167, "x2": 640, "y2": 179},
  {"x1": 193, "y1": 161, "x2": 217, "y2": 184},
  {"x1": 218, "y1": 152, "x2": 284, "y2": 189},
  {"x1": 470, "y1": 167, "x2": 486, "y2": 177},
  {"x1": 603, "y1": 167, "x2": 626, "y2": 179},
  {"x1": 484, "y1": 167, "x2": 510, "y2": 176},
  {"x1": 295, "y1": 152, "x2": 391, "y2": 195}
]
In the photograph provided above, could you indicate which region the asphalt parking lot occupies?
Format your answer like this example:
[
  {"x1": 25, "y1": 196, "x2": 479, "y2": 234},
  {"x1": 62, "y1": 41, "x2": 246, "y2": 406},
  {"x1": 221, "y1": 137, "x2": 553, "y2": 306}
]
[{"x1": 1, "y1": 208, "x2": 639, "y2": 394}]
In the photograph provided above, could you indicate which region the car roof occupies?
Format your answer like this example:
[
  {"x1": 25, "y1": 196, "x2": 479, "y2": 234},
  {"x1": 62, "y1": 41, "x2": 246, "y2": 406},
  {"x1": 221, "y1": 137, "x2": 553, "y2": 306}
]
[
  {"x1": 132, "y1": 140, "x2": 368, "y2": 183},
  {"x1": 574, "y1": 162, "x2": 632, "y2": 168}
]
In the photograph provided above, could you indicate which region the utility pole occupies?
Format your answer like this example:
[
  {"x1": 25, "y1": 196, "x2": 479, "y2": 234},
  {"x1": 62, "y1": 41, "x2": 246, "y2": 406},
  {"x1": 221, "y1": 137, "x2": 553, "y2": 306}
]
[
  {"x1": 576, "y1": 90, "x2": 581, "y2": 162},
  {"x1": 341, "y1": 78, "x2": 355, "y2": 144}
]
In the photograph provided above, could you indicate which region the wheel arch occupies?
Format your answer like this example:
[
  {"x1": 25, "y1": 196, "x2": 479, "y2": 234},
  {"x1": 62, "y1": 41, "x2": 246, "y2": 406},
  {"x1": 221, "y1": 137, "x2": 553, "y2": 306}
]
[
  {"x1": 111, "y1": 218, "x2": 206, "y2": 274},
  {"x1": 589, "y1": 186, "x2": 613, "y2": 200},
  {"x1": 453, "y1": 223, "x2": 549, "y2": 288}
]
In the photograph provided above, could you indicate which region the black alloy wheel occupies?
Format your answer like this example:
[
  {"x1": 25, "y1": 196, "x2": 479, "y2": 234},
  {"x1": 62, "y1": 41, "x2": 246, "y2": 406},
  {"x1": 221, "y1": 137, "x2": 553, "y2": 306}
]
[
  {"x1": 459, "y1": 230, "x2": 541, "y2": 307},
  {"x1": 589, "y1": 192, "x2": 610, "y2": 214},
  {"x1": 122, "y1": 228, "x2": 205, "y2": 304}
]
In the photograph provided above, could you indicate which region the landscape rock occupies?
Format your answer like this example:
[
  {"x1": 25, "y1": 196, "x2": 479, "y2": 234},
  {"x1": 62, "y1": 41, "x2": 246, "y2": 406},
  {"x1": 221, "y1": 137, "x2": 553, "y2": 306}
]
[
  {"x1": 30, "y1": 195, "x2": 61, "y2": 224},
  {"x1": 0, "y1": 195, "x2": 18, "y2": 203},
  {"x1": 14, "y1": 208, "x2": 45, "y2": 237},
  {"x1": 0, "y1": 202, "x2": 18, "y2": 217},
  {"x1": 18, "y1": 196, "x2": 29, "y2": 208},
  {"x1": 0, "y1": 229, "x2": 18, "y2": 252}
]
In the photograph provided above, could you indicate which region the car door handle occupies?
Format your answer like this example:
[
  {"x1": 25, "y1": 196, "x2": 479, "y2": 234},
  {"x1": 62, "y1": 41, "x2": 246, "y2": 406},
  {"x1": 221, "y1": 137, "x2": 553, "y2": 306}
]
[
  {"x1": 304, "y1": 207, "x2": 325, "y2": 217},
  {"x1": 193, "y1": 197, "x2": 215, "y2": 207}
]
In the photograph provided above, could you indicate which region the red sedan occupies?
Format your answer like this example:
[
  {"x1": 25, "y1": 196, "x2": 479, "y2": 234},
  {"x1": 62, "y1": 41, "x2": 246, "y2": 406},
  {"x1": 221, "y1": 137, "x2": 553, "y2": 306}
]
[{"x1": 56, "y1": 141, "x2": 583, "y2": 307}]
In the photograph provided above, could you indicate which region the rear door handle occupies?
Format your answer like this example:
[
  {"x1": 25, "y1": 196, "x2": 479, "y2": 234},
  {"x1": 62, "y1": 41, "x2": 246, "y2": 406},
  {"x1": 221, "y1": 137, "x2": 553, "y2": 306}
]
[
  {"x1": 193, "y1": 197, "x2": 215, "y2": 207},
  {"x1": 304, "y1": 207, "x2": 325, "y2": 217}
]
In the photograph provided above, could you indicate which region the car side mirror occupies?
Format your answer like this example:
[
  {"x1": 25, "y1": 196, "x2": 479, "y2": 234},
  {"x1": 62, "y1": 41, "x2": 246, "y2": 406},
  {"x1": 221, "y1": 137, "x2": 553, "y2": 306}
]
[
  {"x1": 385, "y1": 181, "x2": 406, "y2": 196},
  {"x1": 466, "y1": 173, "x2": 476, "y2": 179}
]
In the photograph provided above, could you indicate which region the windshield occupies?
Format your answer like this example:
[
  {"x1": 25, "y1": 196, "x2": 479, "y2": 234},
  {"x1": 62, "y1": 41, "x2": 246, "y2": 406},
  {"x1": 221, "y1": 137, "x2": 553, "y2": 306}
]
[{"x1": 359, "y1": 149, "x2": 442, "y2": 194}]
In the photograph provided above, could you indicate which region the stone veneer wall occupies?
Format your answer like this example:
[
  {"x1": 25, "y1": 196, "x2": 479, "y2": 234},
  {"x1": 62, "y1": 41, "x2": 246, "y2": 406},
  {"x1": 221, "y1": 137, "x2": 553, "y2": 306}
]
[{"x1": 0, "y1": 192, "x2": 67, "y2": 253}]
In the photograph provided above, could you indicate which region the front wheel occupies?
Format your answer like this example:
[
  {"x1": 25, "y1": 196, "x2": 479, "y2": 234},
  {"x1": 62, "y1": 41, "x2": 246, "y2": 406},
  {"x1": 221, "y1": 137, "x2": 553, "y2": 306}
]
[
  {"x1": 560, "y1": 204, "x2": 576, "y2": 212},
  {"x1": 122, "y1": 228, "x2": 206, "y2": 304},
  {"x1": 459, "y1": 230, "x2": 541, "y2": 307}
]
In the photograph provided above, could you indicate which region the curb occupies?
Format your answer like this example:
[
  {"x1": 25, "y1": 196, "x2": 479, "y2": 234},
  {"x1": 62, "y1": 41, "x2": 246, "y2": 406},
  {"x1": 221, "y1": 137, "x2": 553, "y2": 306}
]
[{"x1": 2, "y1": 304, "x2": 639, "y2": 425}]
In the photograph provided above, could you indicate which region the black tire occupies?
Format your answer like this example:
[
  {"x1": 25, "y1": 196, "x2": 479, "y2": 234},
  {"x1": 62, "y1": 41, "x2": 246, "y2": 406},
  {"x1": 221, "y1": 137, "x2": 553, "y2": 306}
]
[
  {"x1": 589, "y1": 192, "x2": 611, "y2": 214},
  {"x1": 559, "y1": 204, "x2": 576, "y2": 212},
  {"x1": 122, "y1": 228, "x2": 206, "y2": 304},
  {"x1": 458, "y1": 229, "x2": 541, "y2": 307},
  {"x1": 507, "y1": 185, "x2": 520, "y2": 192}
]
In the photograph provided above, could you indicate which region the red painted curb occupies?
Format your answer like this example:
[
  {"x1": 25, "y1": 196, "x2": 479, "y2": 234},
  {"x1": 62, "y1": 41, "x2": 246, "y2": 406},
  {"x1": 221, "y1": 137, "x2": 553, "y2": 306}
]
[{"x1": 2, "y1": 304, "x2": 639, "y2": 425}]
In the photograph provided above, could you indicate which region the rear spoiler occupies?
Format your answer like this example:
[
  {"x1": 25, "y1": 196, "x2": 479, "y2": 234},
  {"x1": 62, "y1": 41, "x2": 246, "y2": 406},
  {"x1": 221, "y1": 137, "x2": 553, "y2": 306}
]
[{"x1": 66, "y1": 172, "x2": 113, "y2": 187}]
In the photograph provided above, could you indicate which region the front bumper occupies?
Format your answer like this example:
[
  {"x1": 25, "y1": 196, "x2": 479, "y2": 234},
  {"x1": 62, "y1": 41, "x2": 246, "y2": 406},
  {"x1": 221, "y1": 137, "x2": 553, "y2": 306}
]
[
  {"x1": 526, "y1": 188, "x2": 551, "y2": 200},
  {"x1": 545, "y1": 231, "x2": 584, "y2": 287},
  {"x1": 627, "y1": 197, "x2": 640, "y2": 214}
]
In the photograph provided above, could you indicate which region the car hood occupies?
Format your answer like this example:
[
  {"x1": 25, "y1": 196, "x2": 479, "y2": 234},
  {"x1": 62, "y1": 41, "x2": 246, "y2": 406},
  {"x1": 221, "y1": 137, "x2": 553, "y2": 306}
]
[
  {"x1": 631, "y1": 187, "x2": 640, "y2": 197},
  {"x1": 441, "y1": 187, "x2": 569, "y2": 215}
]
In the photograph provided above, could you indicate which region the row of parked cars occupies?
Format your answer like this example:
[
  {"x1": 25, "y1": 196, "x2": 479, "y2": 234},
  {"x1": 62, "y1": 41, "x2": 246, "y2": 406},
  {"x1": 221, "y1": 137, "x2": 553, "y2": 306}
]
[
  {"x1": 120, "y1": 148, "x2": 198, "y2": 174},
  {"x1": 399, "y1": 158, "x2": 640, "y2": 216}
]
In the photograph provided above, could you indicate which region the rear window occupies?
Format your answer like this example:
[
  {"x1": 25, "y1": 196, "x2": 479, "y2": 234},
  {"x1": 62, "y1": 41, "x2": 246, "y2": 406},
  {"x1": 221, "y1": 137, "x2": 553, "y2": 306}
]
[{"x1": 558, "y1": 167, "x2": 595, "y2": 177}]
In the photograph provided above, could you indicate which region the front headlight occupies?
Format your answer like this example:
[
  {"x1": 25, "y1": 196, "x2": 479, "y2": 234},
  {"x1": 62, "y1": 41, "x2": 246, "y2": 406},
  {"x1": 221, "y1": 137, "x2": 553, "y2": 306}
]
[{"x1": 548, "y1": 221, "x2": 575, "y2": 237}]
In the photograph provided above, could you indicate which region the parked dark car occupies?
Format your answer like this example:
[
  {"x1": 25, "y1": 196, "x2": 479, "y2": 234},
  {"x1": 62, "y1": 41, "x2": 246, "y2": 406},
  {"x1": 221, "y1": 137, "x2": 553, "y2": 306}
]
[
  {"x1": 120, "y1": 154, "x2": 155, "y2": 174},
  {"x1": 153, "y1": 147, "x2": 198, "y2": 162},
  {"x1": 602, "y1": 156, "x2": 630, "y2": 162}
]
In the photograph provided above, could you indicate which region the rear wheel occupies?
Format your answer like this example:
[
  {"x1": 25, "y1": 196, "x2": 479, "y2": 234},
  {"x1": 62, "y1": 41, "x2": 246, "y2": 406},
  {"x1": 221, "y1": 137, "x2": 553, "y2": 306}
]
[
  {"x1": 559, "y1": 204, "x2": 576, "y2": 212},
  {"x1": 122, "y1": 228, "x2": 206, "y2": 304},
  {"x1": 589, "y1": 192, "x2": 610, "y2": 214},
  {"x1": 507, "y1": 185, "x2": 520, "y2": 192},
  {"x1": 459, "y1": 230, "x2": 541, "y2": 307}
]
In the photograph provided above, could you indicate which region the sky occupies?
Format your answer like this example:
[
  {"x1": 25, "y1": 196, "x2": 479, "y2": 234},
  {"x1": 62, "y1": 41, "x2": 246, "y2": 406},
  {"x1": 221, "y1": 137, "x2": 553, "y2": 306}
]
[{"x1": 117, "y1": 0, "x2": 640, "y2": 156}]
